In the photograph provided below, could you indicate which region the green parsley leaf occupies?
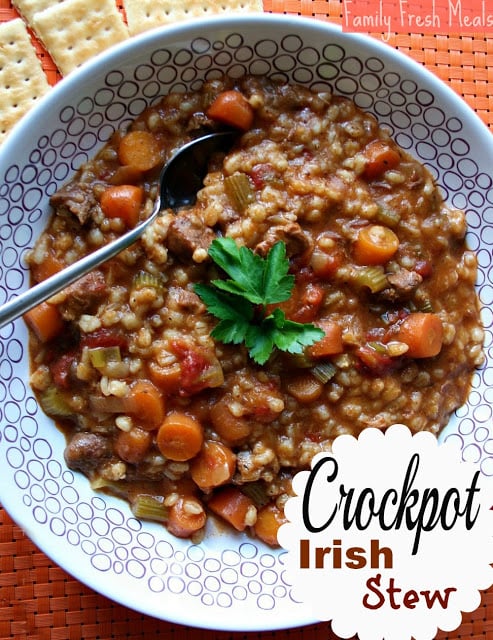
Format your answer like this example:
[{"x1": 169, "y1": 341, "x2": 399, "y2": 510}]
[
  {"x1": 208, "y1": 237, "x2": 294, "y2": 306},
  {"x1": 245, "y1": 325, "x2": 275, "y2": 365},
  {"x1": 261, "y1": 241, "x2": 295, "y2": 304},
  {"x1": 194, "y1": 284, "x2": 253, "y2": 344},
  {"x1": 208, "y1": 237, "x2": 266, "y2": 304},
  {"x1": 243, "y1": 310, "x2": 324, "y2": 365},
  {"x1": 268, "y1": 308, "x2": 326, "y2": 354},
  {"x1": 195, "y1": 238, "x2": 324, "y2": 364}
]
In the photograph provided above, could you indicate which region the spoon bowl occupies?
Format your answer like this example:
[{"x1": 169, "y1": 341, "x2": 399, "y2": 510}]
[{"x1": 0, "y1": 129, "x2": 237, "y2": 329}]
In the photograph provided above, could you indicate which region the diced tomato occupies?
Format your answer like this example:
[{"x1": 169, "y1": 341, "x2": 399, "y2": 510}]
[
  {"x1": 415, "y1": 260, "x2": 433, "y2": 278},
  {"x1": 292, "y1": 266, "x2": 317, "y2": 285},
  {"x1": 291, "y1": 283, "x2": 325, "y2": 323},
  {"x1": 380, "y1": 308, "x2": 408, "y2": 328},
  {"x1": 50, "y1": 350, "x2": 78, "y2": 389},
  {"x1": 267, "y1": 268, "x2": 325, "y2": 324},
  {"x1": 169, "y1": 340, "x2": 224, "y2": 396},
  {"x1": 356, "y1": 343, "x2": 397, "y2": 376},
  {"x1": 80, "y1": 328, "x2": 127, "y2": 349},
  {"x1": 249, "y1": 163, "x2": 276, "y2": 190},
  {"x1": 177, "y1": 347, "x2": 209, "y2": 391},
  {"x1": 305, "y1": 431, "x2": 325, "y2": 443},
  {"x1": 310, "y1": 249, "x2": 344, "y2": 279}
]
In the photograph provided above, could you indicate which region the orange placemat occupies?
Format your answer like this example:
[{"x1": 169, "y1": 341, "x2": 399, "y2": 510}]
[{"x1": 1, "y1": 1, "x2": 492, "y2": 638}]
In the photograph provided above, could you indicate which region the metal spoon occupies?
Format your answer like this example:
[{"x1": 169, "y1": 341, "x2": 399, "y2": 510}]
[{"x1": 0, "y1": 130, "x2": 237, "y2": 329}]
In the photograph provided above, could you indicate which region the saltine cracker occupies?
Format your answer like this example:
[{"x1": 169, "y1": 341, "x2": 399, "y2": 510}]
[
  {"x1": 123, "y1": 0, "x2": 263, "y2": 36},
  {"x1": 31, "y1": 0, "x2": 129, "y2": 75},
  {"x1": 0, "y1": 18, "x2": 50, "y2": 144}
]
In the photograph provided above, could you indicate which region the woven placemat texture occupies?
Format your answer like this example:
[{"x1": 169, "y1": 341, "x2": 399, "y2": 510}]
[
  {"x1": 263, "y1": 0, "x2": 493, "y2": 130},
  {"x1": 1, "y1": 0, "x2": 492, "y2": 129},
  {"x1": 1, "y1": 504, "x2": 492, "y2": 639},
  {"x1": 1, "y1": 0, "x2": 492, "y2": 637}
]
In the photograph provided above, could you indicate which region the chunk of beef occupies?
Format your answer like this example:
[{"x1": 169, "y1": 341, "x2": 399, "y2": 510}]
[
  {"x1": 387, "y1": 269, "x2": 423, "y2": 293},
  {"x1": 64, "y1": 432, "x2": 112, "y2": 474},
  {"x1": 50, "y1": 182, "x2": 98, "y2": 226},
  {"x1": 255, "y1": 222, "x2": 313, "y2": 258},
  {"x1": 168, "y1": 286, "x2": 206, "y2": 314},
  {"x1": 59, "y1": 270, "x2": 108, "y2": 320},
  {"x1": 380, "y1": 269, "x2": 423, "y2": 302},
  {"x1": 167, "y1": 212, "x2": 216, "y2": 259}
]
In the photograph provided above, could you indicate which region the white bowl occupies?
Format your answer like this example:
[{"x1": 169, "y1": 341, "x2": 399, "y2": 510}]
[{"x1": 0, "y1": 13, "x2": 492, "y2": 631}]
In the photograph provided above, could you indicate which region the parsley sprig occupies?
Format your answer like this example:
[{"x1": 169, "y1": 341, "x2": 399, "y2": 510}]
[{"x1": 194, "y1": 238, "x2": 324, "y2": 365}]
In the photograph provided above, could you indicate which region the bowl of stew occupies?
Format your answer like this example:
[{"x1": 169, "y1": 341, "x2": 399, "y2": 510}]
[{"x1": 0, "y1": 13, "x2": 491, "y2": 631}]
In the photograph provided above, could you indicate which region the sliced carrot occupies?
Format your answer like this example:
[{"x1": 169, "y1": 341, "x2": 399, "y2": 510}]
[
  {"x1": 394, "y1": 312, "x2": 443, "y2": 359},
  {"x1": 190, "y1": 440, "x2": 236, "y2": 491},
  {"x1": 100, "y1": 184, "x2": 144, "y2": 228},
  {"x1": 253, "y1": 503, "x2": 287, "y2": 547},
  {"x1": 209, "y1": 397, "x2": 252, "y2": 444},
  {"x1": 285, "y1": 372, "x2": 323, "y2": 404},
  {"x1": 24, "y1": 302, "x2": 64, "y2": 343},
  {"x1": 167, "y1": 496, "x2": 206, "y2": 538},
  {"x1": 115, "y1": 427, "x2": 153, "y2": 464},
  {"x1": 31, "y1": 250, "x2": 64, "y2": 283},
  {"x1": 123, "y1": 379, "x2": 165, "y2": 429},
  {"x1": 118, "y1": 131, "x2": 162, "y2": 171},
  {"x1": 148, "y1": 361, "x2": 182, "y2": 394},
  {"x1": 353, "y1": 224, "x2": 399, "y2": 266},
  {"x1": 361, "y1": 139, "x2": 401, "y2": 180},
  {"x1": 309, "y1": 320, "x2": 343, "y2": 358},
  {"x1": 156, "y1": 412, "x2": 203, "y2": 461},
  {"x1": 208, "y1": 487, "x2": 255, "y2": 532},
  {"x1": 207, "y1": 90, "x2": 254, "y2": 131}
]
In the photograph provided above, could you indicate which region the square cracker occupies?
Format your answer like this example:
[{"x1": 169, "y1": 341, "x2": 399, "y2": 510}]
[
  {"x1": 12, "y1": 0, "x2": 68, "y2": 26},
  {"x1": 123, "y1": 0, "x2": 264, "y2": 36},
  {"x1": 0, "y1": 19, "x2": 50, "y2": 145},
  {"x1": 31, "y1": 0, "x2": 129, "y2": 76}
]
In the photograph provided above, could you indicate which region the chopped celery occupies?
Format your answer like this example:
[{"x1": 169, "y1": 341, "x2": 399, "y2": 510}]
[
  {"x1": 130, "y1": 494, "x2": 169, "y2": 522},
  {"x1": 224, "y1": 172, "x2": 255, "y2": 212},
  {"x1": 366, "y1": 341, "x2": 387, "y2": 354},
  {"x1": 89, "y1": 346, "x2": 122, "y2": 369},
  {"x1": 310, "y1": 362, "x2": 337, "y2": 384},
  {"x1": 420, "y1": 299, "x2": 434, "y2": 313},
  {"x1": 416, "y1": 293, "x2": 434, "y2": 313},
  {"x1": 90, "y1": 477, "x2": 122, "y2": 492},
  {"x1": 132, "y1": 270, "x2": 165, "y2": 291},
  {"x1": 353, "y1": 266, "x2": 388, "y2": 293},
  {"x1": 40, "y1": 387, "x2": 73, "y2": 417}
]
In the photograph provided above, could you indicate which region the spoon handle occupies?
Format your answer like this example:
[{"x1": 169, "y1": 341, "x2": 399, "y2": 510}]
[{"x1": 0, "y1": 202, "x2": 160, "y2": 330}]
